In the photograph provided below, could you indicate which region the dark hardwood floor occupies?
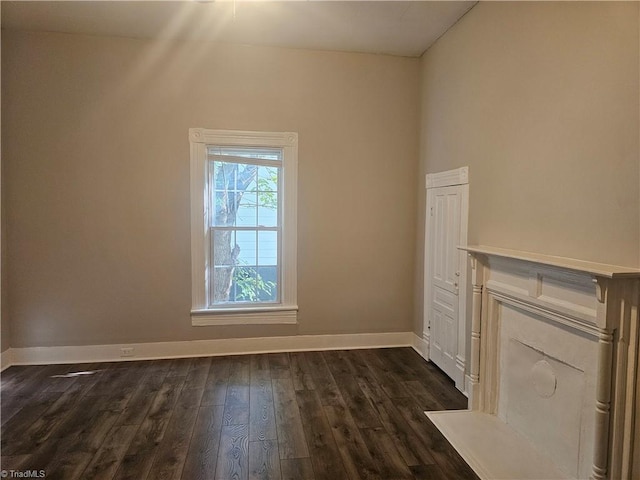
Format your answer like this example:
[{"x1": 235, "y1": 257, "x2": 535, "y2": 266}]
[{"x1": 0, "y1": 347, "x2": 478, "y2": 480}]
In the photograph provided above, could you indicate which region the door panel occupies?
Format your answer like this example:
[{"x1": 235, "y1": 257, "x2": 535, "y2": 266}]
[{"x1": 427, "y1": 185, "x2": 463, "y2": 380}]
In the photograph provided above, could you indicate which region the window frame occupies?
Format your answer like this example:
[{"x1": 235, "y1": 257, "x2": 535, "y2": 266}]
[{"x1": 189, "y1": 128, "x2": 298, "y2": 326}]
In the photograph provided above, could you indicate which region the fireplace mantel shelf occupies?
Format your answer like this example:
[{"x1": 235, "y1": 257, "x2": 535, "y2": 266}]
[{"x1": 460, "y1": 245, "x2": 640, "y2": 279}]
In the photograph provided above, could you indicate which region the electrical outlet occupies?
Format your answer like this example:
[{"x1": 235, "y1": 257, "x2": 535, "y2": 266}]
[{"x1": 120, "y1": 347, "x2": 134, "y2": 357}]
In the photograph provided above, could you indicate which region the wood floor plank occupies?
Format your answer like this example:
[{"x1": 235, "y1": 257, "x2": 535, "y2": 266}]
[
  {"x1": 343, "y1": 350, "x2": 380, "y2": 385},
  {"x1": 279, "y1": 458, "x2": 315, "y2": 480},
  {"x1": 288, "y1": 353, "x2": 315, "y2": 392},
  {"x1": 146, "y1": 359, "x2": 174, "y2": 376},
  {"x1": 202, "y1": 357, "x2": 231, "y2": 406},
  {"x1": 223, "y1": 356, "x2": 251, "y2": 426},
  {"x1": 295, "y1": 390, "x2": 349, "y2": 480},
  {"x1": 85, "y1": 363, "x2": 149, "y2": 414},
  {"x1": 215, "y1": 423, "x2": 249, "y2": 480},
  {"x1": 1, "y1": 391, "x2": 63, "y2": 453},
  {"x1": 251, "y1": 354, "x2": 271, "y2": 373},
  {"x1": 182, "y1": 404, "x2": 224, "y2": 480},
  {"x1": 113, "y1": 376, "x2": 186, "y2": 480},
  {"x1": 147, "y1": 387, "x2": 204, "y2": 480},
  {"x1": 248, "y1": 440, "x2": 281, "y2": 480},
  {"x1": 185, "y1": 357, "x2": 213, "y2": 390},
  {"x1": 22, "y1": 394, "x2": 105, "y2": 472},
  {"x1": 355, "y1": 375, "x2": 435, "y2": 467},
  {"x1": 403, "y1": 380, "x2": 444, "y2": 412},
  {"x1": 131, "y1": 377, "x2": 186, "y2": 443},
  {"x1": 332, "y1": 374, "x2": 381, "y2": 429},
  {"x1": 22, "y1": 364, "x2": 78, "y2": 395},
  {"x1": 322, "y1": 350, "x2": 357, "y2": 377},
  {"x1": 167, "y1": 358, "x2": 194, "y2": 378},
  {"x1": 393, "y1": 397, "x2": 477, "y2": 479},
  {"x1": 2, "y1": 392, "x2": 71, "y2": 455},
  {"x1": 1, "y1": 397, "x2": 26, "y2": 427},
  {"x1": 0, "y1": 455, "x2": 31, "y2": 472},
  {"x1": 271, "y1": 378, "x2": 309, "y2": 460},
  {"x1": 373, "y1": 348, "x2": 417, "y2": 382},
  {"x1": 45, "y1": 450, "x2": 94, "y2": 480},
  {"x1": 323, "y1": 404, "x2": 381, "y2": 480},
  {"x1": 37, "y1": 395, "x2": 122, "y2": 480},
  {"x1": 267, "y1": 353, "x2": 291, "y2": 380},
  {"x1": 249, "y1": 361, "x2": 277, "y2": 442},
  {"x1": 360, "y1": 426, "x2": 413, "y2": 480},
  {"x1": 116, "y1": 373, "x2": 167, "y2": 426},
  {"x1": 358, "y1": 350, "x2": 412, "y2": 399},
  {"x1": 301, "y1": 352, "x2": 344, "y2": 406},
  {"x1": 391, "y1": 349, "x2": 468, "y2": 409},
  {"x1": 81, "y1": 425, "x2": 138, "y2": 480},
  {"x1": 1, "y1": 365, "x2": 47, "y2": 391},
  {"x1": 409, "y1": 464, "x2": 451, "y2": 480}
]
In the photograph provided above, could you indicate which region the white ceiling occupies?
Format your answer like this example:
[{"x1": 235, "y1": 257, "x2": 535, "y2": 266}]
[{"x1": 1, "y1": 1, "x2": 476, "y2": 57}]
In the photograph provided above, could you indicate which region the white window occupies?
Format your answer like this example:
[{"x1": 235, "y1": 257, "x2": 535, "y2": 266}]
[{"x1": 189, "y1": 129, "x2": 298, "y2": 325}]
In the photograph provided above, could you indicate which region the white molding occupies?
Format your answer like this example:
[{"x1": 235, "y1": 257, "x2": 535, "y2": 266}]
[
  {"x1": 189, "y1": 129, "x2": 297, "y2": 148},
  {"x1": 455, "y1": 354, "x2": 466, "y2": 392},
  {"x1": 461, "y1": 245, "x2": 640, "y2": 279},
  {"x1": 1, "y1": 348, "x2": 13, "y2": 372},
  {"x1": 189, "y1": 128, "x2": 298, "y2": 319},
  {"x1": 425, "y1": 166, "x2": 469, "y2": 189},
  {"x1": 191, "y1": 307, "x2": 297, "y2": 326},
  {"x1": 2, "y1": 332, "x2": 414, "y2": 367},
  {"x1": 412, "y1": 332, "x2": 429, "y2": 361},
  {"x1": 486, "y1": 284, "x2": 599, "y2": 338}
]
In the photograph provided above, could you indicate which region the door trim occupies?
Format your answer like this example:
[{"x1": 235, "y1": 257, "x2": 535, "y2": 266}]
[
  {"x1": 426, "y1": 166, "x2": 469, "y2": 188},
  {"x1": 424, "y1": 167, "x2": 469, "y2": 392}
]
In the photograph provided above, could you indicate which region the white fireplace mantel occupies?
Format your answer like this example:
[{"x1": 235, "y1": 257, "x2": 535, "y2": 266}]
[{"x1": 427, "y1": 246, "x2": 640, "y2": 480}]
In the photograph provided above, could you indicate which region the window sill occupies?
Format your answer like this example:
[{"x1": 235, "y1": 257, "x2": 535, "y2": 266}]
[{"x1": 191, "y1": 306, "x2": 298, "y2": 326}]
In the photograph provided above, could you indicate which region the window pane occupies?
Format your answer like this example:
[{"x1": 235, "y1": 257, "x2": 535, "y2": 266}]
[
  {"x1": 257, "y1": 166, "x2": 278, "y2": 191},
  {"x1": 257, "y1": 266, "x2": 278, "y2": 302},
  {"x1": 235, "y1": 230, "x2": 257, "y2": 265},
  {"x1": 236, "y1": 164, "x2": 257, "y2": 191},
  {"x1": 231, "y1": 266, "x2": 258, "y2": 302},
  {"x1": 212, "y1": 161, "x2": 236, "y2": 190},
  {"x1": 213, "y1": 191, "x2": 234, "y2": 226},
  {"x1": 258, "y1": 231, "x2": 278, "y2": 266},
  {"x1": 236, "y1": 192, "x2": 257, "y2": 226},
  {"x1": 212, "y1": 230, "x2": 236, "y2": 266},
  {"x1": 212, "y1": 266, "x2": 235, "y2": 304},
  {"x1": 211, "y1": 229, "x2": 279, "y2": 304},
  {"x1": 211, "y1": 161, "x2": 259, "y2": 226},
  {"x1": 258, "y1": 203, "x2": 278, "y2": 227}
]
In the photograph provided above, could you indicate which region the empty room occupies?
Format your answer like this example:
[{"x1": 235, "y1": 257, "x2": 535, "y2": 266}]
[{"x1": 1, "y1": 1, "x2": 639, "y2": 479}]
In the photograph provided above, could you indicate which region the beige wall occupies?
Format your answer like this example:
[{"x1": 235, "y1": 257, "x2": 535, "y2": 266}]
[
  {"x1": 415, "y1": 2, "x2": 640, "y2": 333},
  {"x1": 0, "y1": 9, "x2": 7, "y2": 354},
  {"x1": 2, "y1": 30, "x2": 420, "y2": 348}
]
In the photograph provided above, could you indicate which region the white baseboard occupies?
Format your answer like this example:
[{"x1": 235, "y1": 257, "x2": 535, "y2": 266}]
[
  {"x1": 412, "y1": 332, "x2": 429, "y2": 362},
  {"x1": 2, "y1": 331, "x2": 416, "y2": 368},
  {"x1": 1, "y1": 348, "x2": 13, "y2": 371}
]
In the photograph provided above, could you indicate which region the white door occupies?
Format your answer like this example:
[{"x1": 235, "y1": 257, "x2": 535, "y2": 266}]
[{"x1": 424, "y1": 167, "x2": 468, "y2": 390}]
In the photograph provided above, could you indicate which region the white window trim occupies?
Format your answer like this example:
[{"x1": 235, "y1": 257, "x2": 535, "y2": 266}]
[{"x1": 189, "y1": 128, "x2": 298, "y2": 326}]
